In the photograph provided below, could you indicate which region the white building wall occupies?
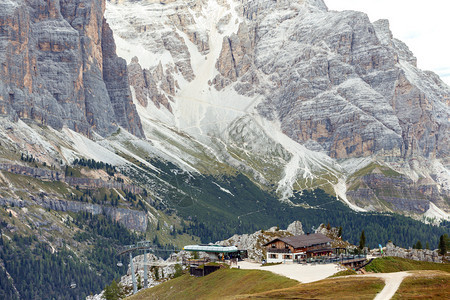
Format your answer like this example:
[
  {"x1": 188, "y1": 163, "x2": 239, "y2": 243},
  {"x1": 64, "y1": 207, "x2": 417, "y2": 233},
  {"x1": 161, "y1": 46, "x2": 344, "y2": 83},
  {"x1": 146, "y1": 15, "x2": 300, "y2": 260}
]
[{"x1": 266, "y1": 252, "x2": 294, "y2": 263}]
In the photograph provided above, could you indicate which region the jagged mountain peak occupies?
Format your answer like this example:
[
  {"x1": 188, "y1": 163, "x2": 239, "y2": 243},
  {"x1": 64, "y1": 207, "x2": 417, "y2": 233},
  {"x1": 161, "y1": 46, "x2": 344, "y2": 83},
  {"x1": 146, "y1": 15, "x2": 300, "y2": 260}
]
[
  {"x1": 0, "y1": 0, "x2": 448, "y2": 217},
  {"x1": 105, "y1": 0, "x2": 449, "y2": 214}
]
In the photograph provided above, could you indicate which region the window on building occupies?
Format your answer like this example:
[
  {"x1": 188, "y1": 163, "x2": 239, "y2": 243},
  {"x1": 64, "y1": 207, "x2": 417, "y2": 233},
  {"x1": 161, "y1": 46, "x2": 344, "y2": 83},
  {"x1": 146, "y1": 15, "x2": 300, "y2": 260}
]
[
  {"x1": 269, "y1": 254, "x2": 277, "y2": 259},
  {"x1": 271, "y1": 244, "x2": 276, "y2": 248},
  {"x1": 283, "y1": 255, "x2": 292, "y2": 259}
]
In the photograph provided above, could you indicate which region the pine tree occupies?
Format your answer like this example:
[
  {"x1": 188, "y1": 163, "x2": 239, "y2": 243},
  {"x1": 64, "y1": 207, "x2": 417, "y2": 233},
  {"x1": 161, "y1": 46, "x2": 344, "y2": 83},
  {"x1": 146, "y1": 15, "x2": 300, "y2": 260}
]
[
  {"x1": 103, "y1": 279, "x2": 123, "y2": 300},
  {"x1": 438, "y1": 235, "x2": 447, "y2": 255},
  {"x1": 415, "y1": 240, "x2": 422, "y2": 250},
  {"x1": 359, "y1": 230, "x2": 366, "y2": 250},
  {"x1": 137, "y1": 274, "x2": 142, "y2": 290},
  {"x1": 338, "y1": 226, "x2": 342, "y2": 238}
]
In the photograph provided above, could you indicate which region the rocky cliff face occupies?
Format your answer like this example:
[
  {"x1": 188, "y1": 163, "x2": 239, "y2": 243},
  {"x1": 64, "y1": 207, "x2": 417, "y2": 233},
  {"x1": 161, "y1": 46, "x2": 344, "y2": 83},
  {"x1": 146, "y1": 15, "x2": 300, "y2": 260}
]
[
  {"x1": 233, "y1": 0, "x2": 448, "y2": 160},
  {"x1": 106, "y1": 0, "x2": 449, "y2": 215},
  {"x1": 0, "y1": 0, "x2": 448, "y2": 218},
  {"x1": 0, "y1": 195, "x2": 148, "y2": 231},
  {"x1": 0, "y1": 0, "x2": 144, "y2": 137}
]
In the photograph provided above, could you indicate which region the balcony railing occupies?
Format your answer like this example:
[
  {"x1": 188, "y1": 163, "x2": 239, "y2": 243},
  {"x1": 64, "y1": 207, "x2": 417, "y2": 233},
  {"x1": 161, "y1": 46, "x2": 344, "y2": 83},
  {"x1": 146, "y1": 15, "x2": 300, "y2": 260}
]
[{"x1": 267, "y1": 248, "x2": 291, "y2": 253}]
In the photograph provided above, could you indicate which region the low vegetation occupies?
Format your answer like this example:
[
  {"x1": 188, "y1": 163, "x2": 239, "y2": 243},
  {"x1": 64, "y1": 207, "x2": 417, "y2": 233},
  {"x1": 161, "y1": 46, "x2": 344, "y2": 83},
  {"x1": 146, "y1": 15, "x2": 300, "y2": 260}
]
[
  {"x1": 329, "y1": 269, "x2": 357, "y2": 277},
  {"x1": 261, "y1": 262, "x2": 282, "y2": 267},
  {"x1": 393, "y1": 271, "x2": 450, "y2": 299},
  {"x1": 365, "y1": 257, "x2": 450, "y2": 273},
  {"x1": 127, "y1": 268, "x2": 388, "y2": 300},
  {"x1": 127, "y1": 269, "x2": 297, "y2": 300},
  {"x1": 241, "y1": 277, "x2": 385, "y2": 299}
]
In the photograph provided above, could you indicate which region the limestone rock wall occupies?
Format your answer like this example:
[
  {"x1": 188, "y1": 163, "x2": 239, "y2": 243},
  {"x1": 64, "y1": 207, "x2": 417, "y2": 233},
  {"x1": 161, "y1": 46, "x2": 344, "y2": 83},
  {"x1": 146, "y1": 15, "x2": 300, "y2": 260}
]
[
  {"x1": 127, "y1": 57, "x2": 173, "y2": 111},
  {"x1": 0, "y1": 195, "x2": 148, "y2": 231},
  {"x1": 384, "y1": 241, "x2": 442, "y2": 263},
  {"x1": 103, "y1": 0, "x2": 449, "y2": 213},
  {"x1": 106, "y1": 0, "x2": 449, "y2": 165},
  {"x1": 33, "y1": 196, "x2": 148, "y2": 231},
  {"x1": 0, "y1": 0, "x2": 143, "y2": 138},
  {"x1": 347, "y1": 173, "x2": 449, "y2": 213}
]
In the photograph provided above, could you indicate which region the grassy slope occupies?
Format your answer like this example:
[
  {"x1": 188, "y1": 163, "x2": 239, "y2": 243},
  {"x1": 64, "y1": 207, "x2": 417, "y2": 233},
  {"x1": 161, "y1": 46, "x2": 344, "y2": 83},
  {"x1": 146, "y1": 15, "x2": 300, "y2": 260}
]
[
  {"x1": 128, "y1": 269, "x2": 387, "y2": 300},
  {"x1": 240, "y1": 277, "x2": 384, "y2": 299},
  {"x1": 365, "y1": 257, "x2": 450, "y2": 273},
  {"x1": 329, "y1": 269, "x2": 357, "y2": 277},
  {"x1": 128, "y1": 269, "x2": 297, "y2": 300},
  {"x1": 393, "y1": 271, "x2": 450, "y2": 299}
]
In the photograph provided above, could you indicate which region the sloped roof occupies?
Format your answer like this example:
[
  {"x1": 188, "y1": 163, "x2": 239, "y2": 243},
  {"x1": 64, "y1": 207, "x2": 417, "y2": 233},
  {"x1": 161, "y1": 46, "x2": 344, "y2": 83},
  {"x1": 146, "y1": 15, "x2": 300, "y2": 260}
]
[
  {"x1": 183, "y1": 245, "x2": 238, "y2": 253},
  {"x1": 264, "y1": 233, "x2": 332, "y2": 249}
]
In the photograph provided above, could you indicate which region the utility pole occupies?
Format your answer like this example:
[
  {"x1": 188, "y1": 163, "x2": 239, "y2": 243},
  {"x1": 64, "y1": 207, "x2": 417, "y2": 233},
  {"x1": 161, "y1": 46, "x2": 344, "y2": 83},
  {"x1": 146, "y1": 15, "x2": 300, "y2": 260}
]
[
  {"x1": 144, "y1": 249, "x2": 148, "y2": 289},
  {"x1": 118, "y1": 241, "x2": 180, "y2": 293},
  {"x1": 130, "y1": 252, "x2": 137, "y2": 294}
]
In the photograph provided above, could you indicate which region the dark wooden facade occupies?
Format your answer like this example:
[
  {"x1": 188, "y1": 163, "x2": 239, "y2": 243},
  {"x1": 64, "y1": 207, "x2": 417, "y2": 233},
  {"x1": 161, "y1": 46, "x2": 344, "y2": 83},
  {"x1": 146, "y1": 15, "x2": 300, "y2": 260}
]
[{"x1": 264, "y1": 233, "x2": 333, "y2": 262}]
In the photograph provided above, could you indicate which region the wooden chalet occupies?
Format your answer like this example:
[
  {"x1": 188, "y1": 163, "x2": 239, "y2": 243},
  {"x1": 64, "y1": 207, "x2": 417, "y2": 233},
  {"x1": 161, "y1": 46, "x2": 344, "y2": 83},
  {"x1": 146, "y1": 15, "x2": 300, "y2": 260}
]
[{"x1": 264, "y1": 233, "x2": 333, "y2": 263}]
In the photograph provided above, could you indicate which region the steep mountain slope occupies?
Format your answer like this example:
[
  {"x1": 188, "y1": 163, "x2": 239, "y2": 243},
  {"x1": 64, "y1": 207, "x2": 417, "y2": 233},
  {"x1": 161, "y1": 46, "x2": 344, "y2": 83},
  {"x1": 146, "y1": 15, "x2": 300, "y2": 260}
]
[
  {"x1": 104, "y1": 0, "x2": 449, "y2": 215},
  {"x1": 0, "y1": 1, "x2": 449, "y2": 298},
  {"x1": 0, "y1": 0, "x2": 448, "y2": 217},
  {"x1": 0, "y1": 0, "x2": 143, "y2": 137}
]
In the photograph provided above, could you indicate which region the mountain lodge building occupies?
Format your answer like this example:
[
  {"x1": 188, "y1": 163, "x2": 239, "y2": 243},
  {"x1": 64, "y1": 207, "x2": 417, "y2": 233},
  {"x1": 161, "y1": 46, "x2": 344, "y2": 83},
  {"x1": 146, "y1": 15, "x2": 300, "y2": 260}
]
[{"x1": 264, "y1": 233, "x2": 333, "y2": 263}]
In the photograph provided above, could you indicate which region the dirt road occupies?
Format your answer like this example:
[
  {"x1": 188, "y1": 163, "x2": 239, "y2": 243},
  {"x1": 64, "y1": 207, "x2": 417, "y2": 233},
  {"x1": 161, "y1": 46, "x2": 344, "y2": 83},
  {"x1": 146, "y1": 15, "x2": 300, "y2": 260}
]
[
  {"x1": 236, "y1": 261, "x2": 411, "y2": 299},
  {"x1": 370, "y1": 272, "x2": 410, "y2": 300},
  {"x1": 236, "y1": 261, "x2": 342, "y2": 283}
]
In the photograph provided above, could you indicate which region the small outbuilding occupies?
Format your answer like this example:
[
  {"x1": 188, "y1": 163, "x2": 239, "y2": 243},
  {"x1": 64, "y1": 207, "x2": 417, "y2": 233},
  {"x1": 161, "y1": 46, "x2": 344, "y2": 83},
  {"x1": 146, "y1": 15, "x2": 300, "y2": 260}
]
[
  {"x1": 183, "y1": 244, "x2": 247, "y2": 261},
  {"x1": 264, "y1": 233, "x2": 333, "y2": 263}
]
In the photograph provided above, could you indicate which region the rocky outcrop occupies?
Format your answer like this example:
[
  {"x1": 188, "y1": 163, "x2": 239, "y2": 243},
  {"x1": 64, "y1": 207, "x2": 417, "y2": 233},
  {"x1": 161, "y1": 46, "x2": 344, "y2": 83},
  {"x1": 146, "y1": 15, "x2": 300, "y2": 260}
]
[
  {"x1": 214, "y1": 22, "x2": 254, "y2": 91},
  {"x1": 121, "y1": 252, "x2": 186, "y2": 290},
  {"x1": 0, "y1": 196, "x2": 147, "y2": 231},
  {"x1": 32, "y1": 196, "x2": 148, "y2": 231},
  {"x1": 127, "y1": 57, "x2": 173, "y2": 111},
  {"x1": 218, "y1": 221, "x2": 301, "y2": 261},
  {"x1": 65, "y1": 176, "x2": 143, "y2": 194},
  {"x1": 88, "y1": 251, "x2": 191, "y2": 299},
  {"x1": 0, "y1": 163, "x2": 63, "y2": 181},
  {"x1": 0, "y1": 0, "x2": 143, "y2": 138},
  {"x1": 384, "y1": 241, "x2": 442, "y2": 263},
  {"x1": 346, "y1": 168, "x2": 449, "y2": 213},
  {"x1": 286, "y1": 220, "x2": 304, "y2": 236},
  {"x1": 0, "y1": 163, "x2": 143, "y2": 193},
  {"x1": 315, "y1": 224, "x2": 352, "y2": 248}
]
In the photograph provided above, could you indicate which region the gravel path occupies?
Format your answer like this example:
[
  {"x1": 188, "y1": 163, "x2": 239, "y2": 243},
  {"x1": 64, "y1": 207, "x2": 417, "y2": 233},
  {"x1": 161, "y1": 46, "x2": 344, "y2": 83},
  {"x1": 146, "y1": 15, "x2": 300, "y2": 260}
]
[
  {"x1": 370, "y1": 272, "x2": 410, "y2": 300},
  {"x1": 236, "y1": 261, "x2": 411, "y2": 299},
  {"x1": 236, "y1": 261, "x2": 342, "y2": 283}
]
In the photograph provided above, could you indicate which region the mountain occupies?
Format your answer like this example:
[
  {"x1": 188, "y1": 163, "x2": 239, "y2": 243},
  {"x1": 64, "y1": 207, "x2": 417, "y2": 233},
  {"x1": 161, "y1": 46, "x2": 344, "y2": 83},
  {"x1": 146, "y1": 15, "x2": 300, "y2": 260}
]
[
  {"x1": 104, "y1": 0, "x2": 449, "y2": 215},
  {"x1": 0, "y1": 0, "x2": 143, "y2": 137},
  {"x1": 0, "y1": 0, "x2": 449, "y2": 298}
]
